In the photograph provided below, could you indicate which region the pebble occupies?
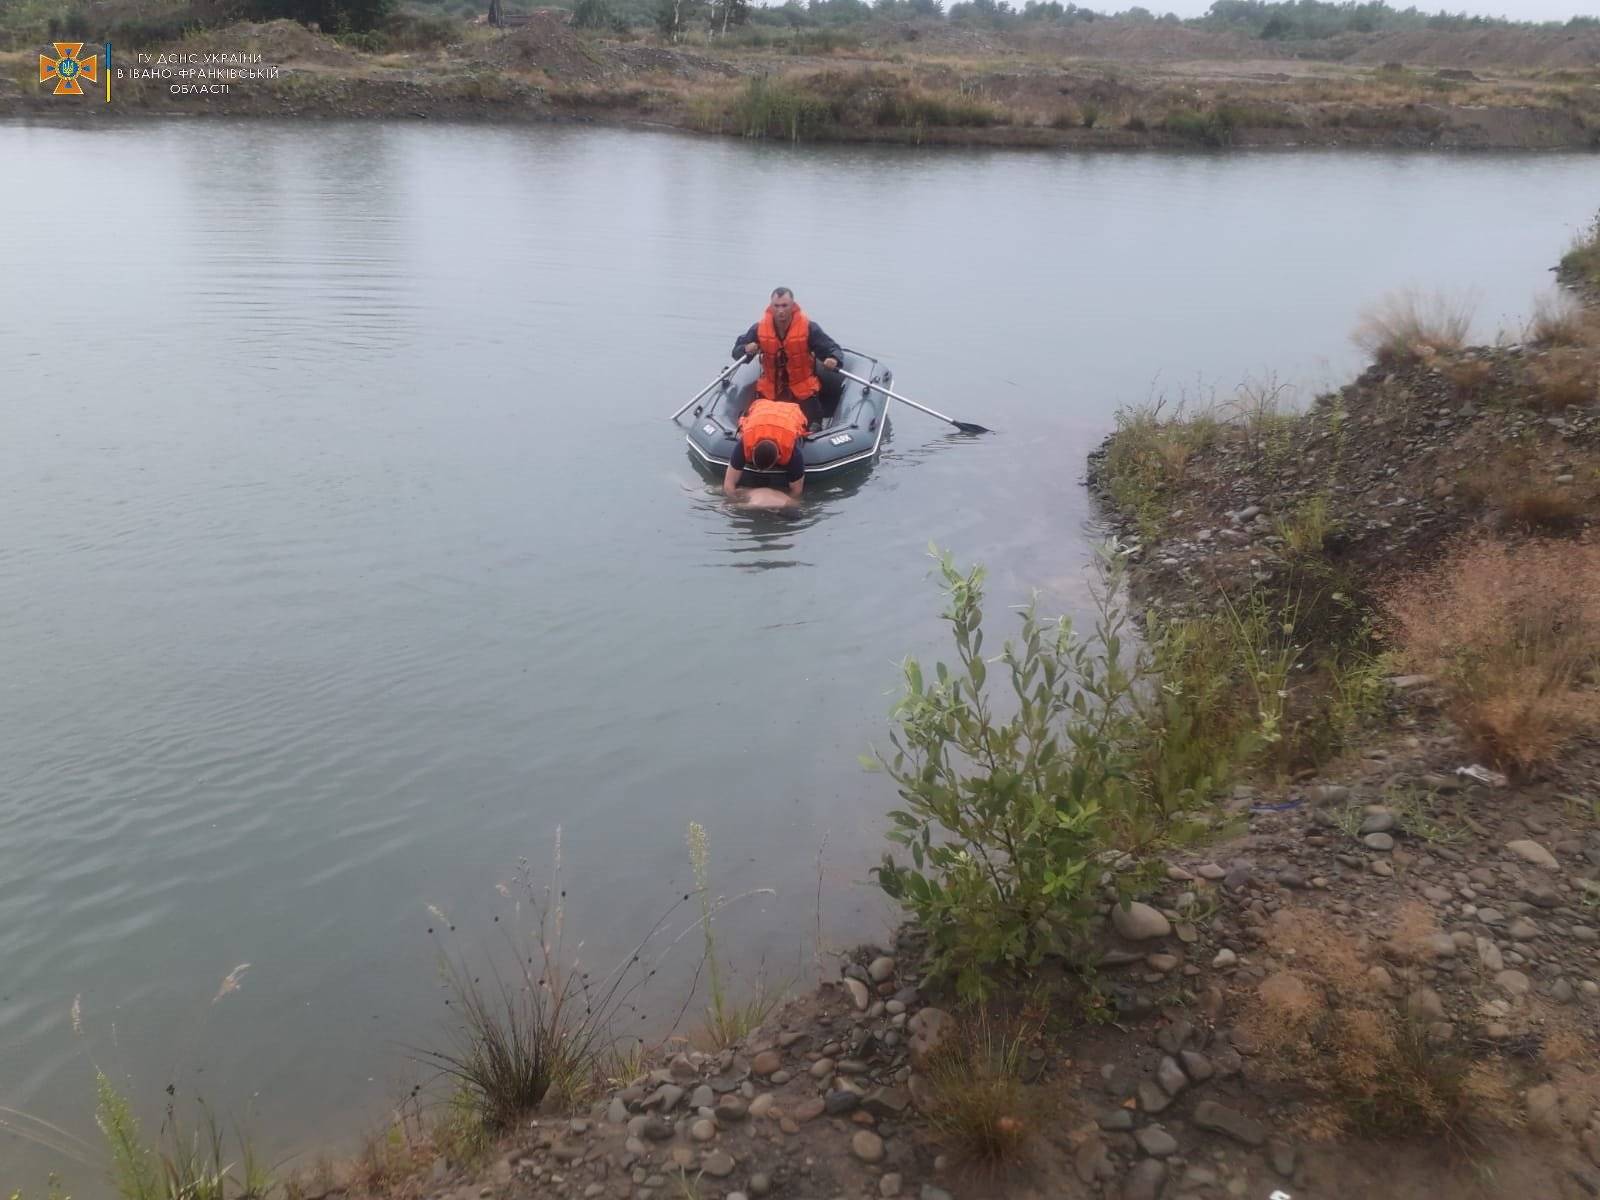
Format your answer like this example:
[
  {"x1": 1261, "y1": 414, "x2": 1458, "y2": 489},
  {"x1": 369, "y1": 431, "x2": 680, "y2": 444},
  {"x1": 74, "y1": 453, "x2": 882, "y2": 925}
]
[
  {"x1": 1157, "y1": 1056, "x2": 1189, "y2": 1098},
  {"x1": 1496, "y1": 969, "x2": 1532, "y2": 996},
  {"x1": 1212, "y1": 948, "x2": 1238, "y2": 968},
  {"x1": 879, "y1": 1174, "x2": 902, "y2": 1198},
  {"x1": 1138, "y1": 1079, "x2": 1172, "y2": 1113},
  {"x1": 1360, "y1": 809, "x2": 1396, "y2": 834},
  {"x1": 1197, "y1": 863, "x2": 1226, "y2": 880},
  {"x1": 748, "y1": 1093, "x2": 774, "y2": 1119},
  {"x1": 920, "y1": 1189, "x2": 953, "y2": 1200},
  {"x1": 1135, "y1": 1125, "x2": 1179, "y2": 1157},
  {"x1": 607, "y1": 1097, "x2": 628, "y2": 1124},
  {"x1": 810, "y1": 1057, "x2": 836, "y2": 1079},
  {"x1": 845, "y1": 978, "x2": 871, "y2": 1010},
  {"x1": 751, "y1": 1050, "x2": 781, "y2": 1076},
  {"x1": 1506, "y1": 917, "x2": 1541, "y2": 940},
  {"x1": 701, "y1": 1150, "x2": 735, "y2": 1178},
  {"x1": 690, "y1": 1085, "x2": 714, "y2": 1110},
  {"x1": 1100, "y1": 1109, "x2": 1136, "y2": 1131},
  {"x1": 1114, "y1": 901, "x2": 1173, "y2": 940},
  {"x1": 851, "y1": 1130, "x2": 885, "y2": 1163},
  {"x1": 1363, "y1": 832, "x2": 1395, "y2": 851},
  {"x1": 1478, "y1": 908, "x2": 1506, "y2": 926},
  {"x1": 1477, "y1": 938, "x2": 1505, "y2": 972},
  {"x1": 1371, "y1": 860, "x2": 1394, "y2": 877},
  {"x1": 1121, "y1": 1159, "x2": 1168, "y2": 1200},
  {"x1": 749, "y1": 1174, "x2": 771, "y2": 1197},
  {"x1": 690, "y1": 1119, "x2": 716, "y2": 1142},
  {"x1": 824, "y1": 1091, "x2": 860, "y2": 1116},
  {"x1": 1507, "y1": 840, "x2": 1559, "y2": 869},
  {"x1": 1269, "y1": 1138, "x2": 1297, "y2": 1178},
  {"x1": 715, "y1": 1095, "x2": 747, "y2": 1122},
  {"x1": 1192, "y1": 1100, "x2": 1266, "y2": 1146},
  {"x1": 1180, "y1": 1049, "x2": 1214, "y2": 1082},
  {"x1": 868, "y1": 956, "x2": 896, "y2": 983},
  {"x1": 1147, "y1": 953, "x2": 1180, "y2": 973}
]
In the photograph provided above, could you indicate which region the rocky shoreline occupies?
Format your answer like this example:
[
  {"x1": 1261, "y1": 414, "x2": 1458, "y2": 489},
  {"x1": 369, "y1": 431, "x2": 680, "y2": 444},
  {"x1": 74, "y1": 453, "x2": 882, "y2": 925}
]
[{"x1": 319, "y1": 246, "x2": 1600, "y2": 1200}]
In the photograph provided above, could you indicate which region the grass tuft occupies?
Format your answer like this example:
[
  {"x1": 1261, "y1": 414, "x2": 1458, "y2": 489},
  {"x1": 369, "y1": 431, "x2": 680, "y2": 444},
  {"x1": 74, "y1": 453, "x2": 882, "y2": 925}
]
[
  {"x1": 1385, "y1": 538, "x2": 1600, "y2": 775},
  {"x1": 1352, "y1": 290, "x2": 1475, "y2": 365},
  {"x1": 921, "y1": 1010, "x2": 1037, "y2": 1168}
]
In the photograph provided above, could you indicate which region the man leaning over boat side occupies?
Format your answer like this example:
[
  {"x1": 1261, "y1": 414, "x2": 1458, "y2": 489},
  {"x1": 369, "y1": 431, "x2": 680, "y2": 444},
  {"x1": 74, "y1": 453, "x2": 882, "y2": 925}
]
[
  {"x1": 732, "y1": 286, "x2": 846, "y2": 426},
  {"x1": 723, "y1": 396, "x2": 808, "y2": 509}
]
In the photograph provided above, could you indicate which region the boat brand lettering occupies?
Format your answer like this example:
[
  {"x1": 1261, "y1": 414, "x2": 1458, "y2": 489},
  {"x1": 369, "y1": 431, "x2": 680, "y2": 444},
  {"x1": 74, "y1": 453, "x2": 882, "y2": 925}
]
[{"x1": 829, "y1": 433, "x2": 853, "y2": 446}]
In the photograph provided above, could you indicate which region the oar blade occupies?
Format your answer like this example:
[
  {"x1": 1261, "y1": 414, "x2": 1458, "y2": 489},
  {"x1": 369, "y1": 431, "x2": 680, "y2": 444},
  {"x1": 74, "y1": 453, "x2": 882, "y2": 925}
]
[{"x1": 951, "y1": 420, "x2": 991, "y2": 434}]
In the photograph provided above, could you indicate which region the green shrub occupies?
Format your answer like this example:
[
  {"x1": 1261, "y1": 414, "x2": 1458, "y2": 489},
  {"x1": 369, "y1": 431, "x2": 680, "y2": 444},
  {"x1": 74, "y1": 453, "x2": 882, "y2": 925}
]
[{"x1": 872, "y1": 551, "x2": 1156, "y2": 998}]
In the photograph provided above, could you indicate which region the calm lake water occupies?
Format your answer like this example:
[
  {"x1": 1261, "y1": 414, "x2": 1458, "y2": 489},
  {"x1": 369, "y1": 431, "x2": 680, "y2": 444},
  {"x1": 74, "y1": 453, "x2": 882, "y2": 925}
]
[{"x1": 1, "y1": 119, "x2": 1596, "y2": 1191}]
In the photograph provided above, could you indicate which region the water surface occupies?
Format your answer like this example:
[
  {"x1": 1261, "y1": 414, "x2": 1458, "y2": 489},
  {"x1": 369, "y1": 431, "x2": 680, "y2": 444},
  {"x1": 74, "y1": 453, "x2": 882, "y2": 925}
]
[{"x1": 1, "y1": 120, "x2": 1595, "y2": 1191}]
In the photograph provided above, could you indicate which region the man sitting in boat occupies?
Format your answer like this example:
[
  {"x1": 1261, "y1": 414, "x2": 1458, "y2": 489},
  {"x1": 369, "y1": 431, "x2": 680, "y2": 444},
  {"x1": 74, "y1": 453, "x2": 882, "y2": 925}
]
[
  {"x1": 723, "y1": 397, "x2": 808, "y2": 508},
  {"x1": 732, "y1": 287, "x2": 845, "y2": 426}
]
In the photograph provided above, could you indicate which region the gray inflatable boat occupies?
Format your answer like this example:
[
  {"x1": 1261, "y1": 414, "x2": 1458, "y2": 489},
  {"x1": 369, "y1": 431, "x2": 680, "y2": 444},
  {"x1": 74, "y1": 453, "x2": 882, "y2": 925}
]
[{"x1": 681, "y1": 349, "x2": 893, "y2": 483}]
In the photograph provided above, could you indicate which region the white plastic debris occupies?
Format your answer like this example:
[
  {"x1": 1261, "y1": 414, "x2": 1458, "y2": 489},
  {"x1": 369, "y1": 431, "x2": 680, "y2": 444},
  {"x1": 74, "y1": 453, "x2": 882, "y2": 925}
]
[{"x1": 1455, "y1": 764, "x2": 1509, "y2": 788}]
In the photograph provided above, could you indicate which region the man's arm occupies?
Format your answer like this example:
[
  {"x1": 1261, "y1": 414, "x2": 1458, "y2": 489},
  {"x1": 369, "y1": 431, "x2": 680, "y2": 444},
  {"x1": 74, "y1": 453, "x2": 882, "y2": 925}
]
[
  {"x1": 808, "y1": 322, "x2": 843, "y2": 369},
  {"x1": 732, "y1": 324, "x2": 759, "y2": 360},
  {"x1": 722, "y1": 464, "x2": 742, "y2": 498},
  {"x1": 786, "y1": 447, "x2": 806, "y2": 498}
]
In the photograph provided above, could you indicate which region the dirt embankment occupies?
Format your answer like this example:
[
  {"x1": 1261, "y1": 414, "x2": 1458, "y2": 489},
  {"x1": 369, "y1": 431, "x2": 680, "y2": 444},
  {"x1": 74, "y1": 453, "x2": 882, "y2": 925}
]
[{"x1": 6, "y1": 15, "x2": 1600, "y2": 148}]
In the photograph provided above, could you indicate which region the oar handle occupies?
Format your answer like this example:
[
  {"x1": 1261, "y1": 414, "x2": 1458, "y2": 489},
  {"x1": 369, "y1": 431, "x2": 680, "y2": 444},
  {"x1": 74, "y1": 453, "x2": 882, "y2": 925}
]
[{"x1": 671, "y1": 354, "x2": 753, "y2": 421}]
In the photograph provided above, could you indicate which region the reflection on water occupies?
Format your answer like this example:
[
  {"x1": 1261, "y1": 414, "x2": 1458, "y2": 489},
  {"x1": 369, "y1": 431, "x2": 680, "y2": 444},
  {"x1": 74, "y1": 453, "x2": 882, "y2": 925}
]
[{"x1": 2, "y1": 118, "x2": 1598, "y2": 1196}]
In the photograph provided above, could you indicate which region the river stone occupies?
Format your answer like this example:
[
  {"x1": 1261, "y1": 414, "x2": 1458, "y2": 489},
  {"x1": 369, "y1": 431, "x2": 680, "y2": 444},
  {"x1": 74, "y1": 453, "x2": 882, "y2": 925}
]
[
  {"x1": 845, "y1": 978, "x2": 871, "y2": 1010},
  {"x1": 1121, "y1": 1158, "x2": 1168, "y2": 1200},
  {"x1": 1137, "y1": 1079, "x2": 1171, "y2": 1114},
  {"x1": 647, "y1": 1084, "x2": 684, "y2": 1112},
  {"x1": 1497, "y1": 970, "x2": 1532, "y2": 996},
  {"x1": 1527, "y1": 1084, "x2": 1563, "y2": 1134},
  {"x1": 1135, "y1": 1125, "x2": 1178, "y2": 1157},
  {"x1": 1212, "y1": 948, "x2": 1238, "y2": 968},
  {"x1": 1099, "y1": 1109, "x2": 1136, "y2": 1132},
  {"x1": 1114, "y1": 902, "x2": 1172, "y2": 941},
  {"x1": 715, "y1": 1095, "x2": 747, "y2": 1121},
  {"x1": 1192, "y1": 1100, "x2": 1266, "y2": 1146},
  {"x1": 690, "y1": 1119, "x2": 716, "y2": 1142},
  {"x1": 748, "y1": 1093, "x2": 774, "y2": 1118},
  {"x1": 851, "y1": 1130, "x2": 885, "y2": 1164},
  {"x1": 749, "y1": 1175, "x2": 771, "y2": 1197},
  {"x1": 810, "y1": 1057, "x2": 836, "y2": 1079},
  {"x1": 824, "y1": 1090, "x2": 861, "y2": 1116},
  {"x1": 1180, "y1": 1049, "x2": 1214, "y2": 1082},
  {"x1": 1157, "y1": 1056, "x2": 1188, "y2": 1098},
  {"x1": 868, "y1": 955, "x2": 896, "y2": 983},
  {"x1": 1360, "y1": 810, "x2": 1396, "y2": 834},
  {"x1": 909, "y1": 1007, "x2": 955, "y2": 1069},
  {"x1": 701, "y1": 1150, "x2": 735, "y2": 1178},
  {"x1": 1507, "y1": 917, "x2": 1541, "y2": 940},
  {"x1": 1363, "y1": 832, "x2": 1395, "y2": 851},
  {"x1": 640, "y1": 1116, "x2": 675, "y2": 1141},
  {"x1": 690, "y1": 1085, "x2": 714, "y2": 1110},
  {"x1": 1507, "y1": 840, "x2": 1559, "y2": 869},
  {"x1": 607, "y1": 1097, "x2": 628, "y2": 1124},
  {"x1": 751, "y1": 1050, "x2": 782, "y2": 1076},
  {"x1": 879, "y1": 1174, "x2": 903, "y2": 1198}
]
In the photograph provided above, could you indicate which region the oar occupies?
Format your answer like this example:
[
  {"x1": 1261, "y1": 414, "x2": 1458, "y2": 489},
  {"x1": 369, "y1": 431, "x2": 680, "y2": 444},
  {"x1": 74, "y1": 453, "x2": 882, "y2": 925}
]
[
  {"x1": 836, "y1": 369, "x2": 990, "y2": 435},
  {"x1": 670, "y1": 355, "x2": 752, "y2": 421}
]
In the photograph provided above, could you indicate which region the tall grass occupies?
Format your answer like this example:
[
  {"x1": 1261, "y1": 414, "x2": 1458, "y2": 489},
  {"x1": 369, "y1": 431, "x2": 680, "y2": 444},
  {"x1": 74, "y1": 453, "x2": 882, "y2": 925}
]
[
  {"x1": 1385, "y1": 538, "x2": 1600, "y2": 774},
  {"x1": 921, "y1": 1009, "x2": 1037, "y2": 1168},
  {"x1": 1352, "y1": 290, "x2": 1476, "y2": 364},
  {"x1": 724, "y1": 75, "x2": 832, "y2": 140},
  {"x1": 418, "y1": 840, "x2": 680, "y2": 1128},
  {"x1": 687, "y1": 822, "x2": 781, "y2": 1050}
]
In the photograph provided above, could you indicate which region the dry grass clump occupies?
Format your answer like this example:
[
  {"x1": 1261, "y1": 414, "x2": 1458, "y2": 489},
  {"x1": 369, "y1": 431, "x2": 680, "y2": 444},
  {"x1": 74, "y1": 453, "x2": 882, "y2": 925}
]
[
  {"x1": 1384, "y1": 538, "x2": 1600, "y2": 774},
  {"x1": 1526, "y1": 347, "x2": 1598, "y2": 410},
  {"x1": 1442, "y1": 356, "x2": 1494, "y2": 398},
  {"x1": 1502, "y1": 486, "x2": 1584, "y2": 531},
  {"x1": 921, "y1": 1009, "x2": 1040, "y2": 1169},
  {"x1": 1239, "y1": 909, "x2": 1518, "y2": 1154},
  {"x1": 1353, "y1": 290, "x2": 1475, "y2": 365},
  {"x1": 1527, "y1": 290, "x2": 1590, "y2": 347}
]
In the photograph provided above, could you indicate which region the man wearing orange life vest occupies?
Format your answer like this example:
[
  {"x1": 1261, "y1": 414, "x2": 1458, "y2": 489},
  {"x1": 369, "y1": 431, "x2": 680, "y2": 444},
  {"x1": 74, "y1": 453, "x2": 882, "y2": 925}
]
[{"x1": 731, "y1": 287, "x2": 845, "y2": 426}]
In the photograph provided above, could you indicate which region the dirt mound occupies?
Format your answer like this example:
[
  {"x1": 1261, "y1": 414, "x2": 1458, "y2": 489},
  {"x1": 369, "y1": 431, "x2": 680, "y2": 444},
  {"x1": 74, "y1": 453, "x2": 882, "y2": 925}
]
[
  {"x1": 180, "y1": 19, "x2": 355, "y2": 66},
  {"x1": 1349, "y1": 28, "x2": 1600, "y2": 70},
  {"x1": 609, "y1": 44, "x2": 743, "y2": 80},
  {"x1": 472, "y1": 11, "x2": 614, "y2": 80},
  {"x1": 1010, "y1": 21, "x2": 1295, "y2": 62}
]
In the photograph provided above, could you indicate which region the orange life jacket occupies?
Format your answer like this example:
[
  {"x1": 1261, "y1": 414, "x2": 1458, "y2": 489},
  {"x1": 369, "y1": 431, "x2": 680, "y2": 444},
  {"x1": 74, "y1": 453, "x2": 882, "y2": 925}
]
[
  {"x1": 738, "y1": 399, "x2": 809, "y2": 467},
  {"x1": 756, "y1": 306, "x2": 821, "y2": 401}
]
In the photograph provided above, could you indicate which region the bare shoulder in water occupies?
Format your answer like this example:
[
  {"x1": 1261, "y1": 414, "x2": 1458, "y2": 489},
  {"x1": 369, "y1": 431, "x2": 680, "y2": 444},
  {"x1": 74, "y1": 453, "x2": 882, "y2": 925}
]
[{"x1": 733, "y1": 489, "x2": 799, "y2": 511}]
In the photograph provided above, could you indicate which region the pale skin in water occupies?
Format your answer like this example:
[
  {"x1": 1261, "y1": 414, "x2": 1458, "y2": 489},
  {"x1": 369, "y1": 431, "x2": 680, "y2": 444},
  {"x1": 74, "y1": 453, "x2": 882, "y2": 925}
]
[{"x1": 725, "y1": 291, "x2": 837, "y2": 509}]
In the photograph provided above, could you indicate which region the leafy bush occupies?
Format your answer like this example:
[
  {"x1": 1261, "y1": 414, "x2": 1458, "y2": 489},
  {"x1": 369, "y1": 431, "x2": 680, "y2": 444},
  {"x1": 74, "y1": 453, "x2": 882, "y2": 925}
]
[{"x1": 871, "y1": 551, "x2": 1197, "y2": 998}]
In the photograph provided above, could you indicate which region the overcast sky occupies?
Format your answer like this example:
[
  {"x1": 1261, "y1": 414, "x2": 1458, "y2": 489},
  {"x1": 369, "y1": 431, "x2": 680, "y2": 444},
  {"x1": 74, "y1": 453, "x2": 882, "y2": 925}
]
[{"x1": 1132, "y1": 0, "x2": 1599, "y2": 17}]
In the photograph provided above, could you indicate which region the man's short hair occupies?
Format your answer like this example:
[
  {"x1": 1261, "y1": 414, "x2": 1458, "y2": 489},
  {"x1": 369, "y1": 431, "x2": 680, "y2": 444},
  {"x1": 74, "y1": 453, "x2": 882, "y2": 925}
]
[
  {"x1": 751, "y1": 439, "x2": 781, "y2": 470},
  {"x1": 770, "y1": 287, "x2": 794, "y2": 301}
]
